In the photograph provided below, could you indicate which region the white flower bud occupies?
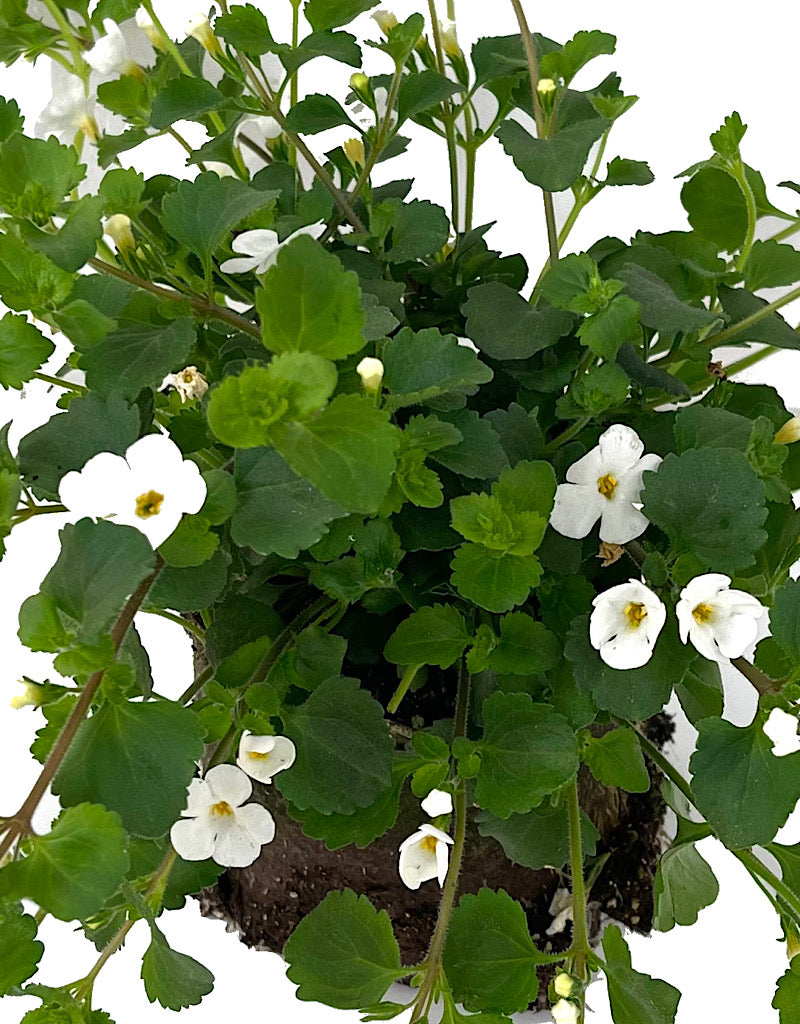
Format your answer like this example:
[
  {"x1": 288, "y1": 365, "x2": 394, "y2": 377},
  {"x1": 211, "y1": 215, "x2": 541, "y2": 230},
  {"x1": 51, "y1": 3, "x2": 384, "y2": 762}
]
[
  {"x1": 538, "y1": 77, "x2": 557, "y2": 98},
  {"x1": 356, "y1": 357, "x2": 384, "y2": 393},
  {"x1": 775, "y1": 415, "x2": 800, "y2": 444},
  {"x1": 104, "y1": 213, "x2": 135, "y2": 252},
  {"x1": 420, "y1": 788, "x2": 453, "y2": 817},
  {"x1": 136, "y1": 7, "x2": 167, "y2": 50},
  {"x1": 553, "y1": 972, "x2": 577, "y2": 999},
  {"x1": 10, "y1": 680, "x2": 44, "y2": 710},
  {"x1": 372, "y1": 9, "x2": 398, "y2": 35},
  {"x1": 438, "y1": 18, "x2": 460, "y2": 57},
  {"x1": 185, "y1": 12, "x2": 222, "y2": 55},
  {"x1": 551, "y1": 999, "x2": 580, "y2": 1024}
]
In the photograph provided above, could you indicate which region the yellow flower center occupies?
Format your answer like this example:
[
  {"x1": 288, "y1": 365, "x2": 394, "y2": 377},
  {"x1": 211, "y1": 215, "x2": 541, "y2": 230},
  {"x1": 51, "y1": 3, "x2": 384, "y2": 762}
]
[
  {"x1": 624, "y1": 602, "x2": 648, "y2": 628},
  {"x1": 248, "y1": 750, "x2": 272, "y2": 761},
  {"x1": 692, "y1": 602, "x2": 714, "y2": 624},
  {"x1": 420, "y1": 835, "x2": 438, "y2": 854},
  {"x1": 210, "y1": 800, "x2": 234, "y2": 817},
  {"x1": 597, "y1": 474, "x2": 618, "y2": 500},
  {"x1": 135, "y1": 489, "x2": 164, "y2": 519}
]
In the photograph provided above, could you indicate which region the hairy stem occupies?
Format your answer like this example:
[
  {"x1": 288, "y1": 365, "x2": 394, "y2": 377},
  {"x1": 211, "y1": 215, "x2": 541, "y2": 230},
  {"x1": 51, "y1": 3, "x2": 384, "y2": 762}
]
[
  {"x1": 178, "y1": 664, "x2": 214, "y2": 705},
  {"x1": 731, "y1": 656, "x2": 784, "y2": 696},
  {"x1": 566, "y1": 778, "x2": 590, "y2": 992},
  {"x1": 34, "y1": 372, "x2": 87, "y2": 393}
]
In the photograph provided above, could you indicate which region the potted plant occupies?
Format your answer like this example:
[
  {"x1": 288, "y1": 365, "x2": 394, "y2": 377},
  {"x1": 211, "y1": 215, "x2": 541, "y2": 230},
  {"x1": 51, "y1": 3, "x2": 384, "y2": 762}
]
[{"x1": 1, "y1": 2, "x2": 799, "y2": 1023}]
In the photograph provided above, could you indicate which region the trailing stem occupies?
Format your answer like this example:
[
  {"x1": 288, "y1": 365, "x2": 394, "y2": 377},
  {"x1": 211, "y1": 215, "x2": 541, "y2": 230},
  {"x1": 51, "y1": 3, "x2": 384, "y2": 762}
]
[{"x1": 566, "y1": 777, "x2": 590, "y2": 1004}]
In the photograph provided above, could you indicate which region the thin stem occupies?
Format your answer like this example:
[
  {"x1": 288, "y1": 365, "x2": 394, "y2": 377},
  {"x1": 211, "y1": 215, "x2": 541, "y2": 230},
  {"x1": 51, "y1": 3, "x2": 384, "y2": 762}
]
[
  {"x1": 34, "y1": 372, "x2": 87, "y2": 393},
  {"x1": 767, "y1": 219, "x2": 800, "y2": 244},
  {"x1": 706, "y1": 284, "x2": 800, "y2": 347},
  {"x1": 732, "y1": 160, "x2": 758, "y2": 273},
  {"x1": 0, "y1": 560, "x2": 163, "y2": 861},
  {"x1": 141, "y1": 0, "x2": 192, "y2": 75},
  {"x1": 541, "y1": 416, "x2": 591, "y2": 456},
  {"x1": 142, "y1": 607, "x2": 205, "y2": 641},
  {"x1": 41, "y1": 0, "x2": 86, "y2": 73},
  {"x1": 463, "y1": 105, "x2": 476, "y2": 233},
  {"x1": 12, "y1": 503, "x2": 68, "y2": 524},
  {"x1": 622, "y1": 718, "x2": 695, "y2": 805},
  {"x1": 290, "y1": 1, "x2": 300, "y2": 109},
  {"x1": 730, "y1": 656, "x2": 784, "y2": 696},
  {"x1": 735, "y1": 848, "x2": 800, "y2": 925},
  {"x1": 387, "y1": 663, "x2": 423, "y2": 715},
  {"x1": 566, "y1": 778, "x2": 590, "y2": 990},
  {"x1": 178, "y1": 664, "x2": 214, "y2": 706},
  {"x1": 428, "y1": 0, "x2": 460, "y2": 231},
  {"x1": 725, "y1": 344, "x2": 778, "y2": 378}
]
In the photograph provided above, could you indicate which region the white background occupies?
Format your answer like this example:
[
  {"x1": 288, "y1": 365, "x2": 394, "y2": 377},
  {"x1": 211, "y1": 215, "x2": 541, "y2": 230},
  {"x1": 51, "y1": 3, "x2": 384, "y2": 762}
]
[{"x1": 2, "y1": 1, "x2": 800, "y2": 1022}]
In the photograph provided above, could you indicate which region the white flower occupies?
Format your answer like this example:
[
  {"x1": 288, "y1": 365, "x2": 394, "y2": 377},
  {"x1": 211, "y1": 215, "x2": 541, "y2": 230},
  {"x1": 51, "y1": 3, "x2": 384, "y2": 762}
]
[
  {"x1": 398, "y1": 823, "x2": 453, "y2": 890},
  {"x1": 675, "y1": 574, "x2": 766, "y2": 664},
  {"x1": 10, "y1": 679, "x2": 44, "y2": 710},
  {"x1": 236, "y1": 732, "x2": 296, "y2": 784},
  {"x1": 590, "y1": 579, "x2": 667, "y2": 670},
  {"x1": 420, "y1": 788, "x2": 453, "y2": 817},
  {"x1": 36, "y1": 62, "x2": 98, "y2": 143},
  {"x1": 220, "y1": 222, "x2": 325, "y2": 275},
  {"x1": 356, "y1": 357, "x2": 384, "y2": 393},
  {"x1": 186, "y1": 12, "x2": 222, "y2": 54},
  {"x1": 58, "y1": 432, "x2": 207, "y2": 549},
  {"x1": 86, "y1": 19, "x2": 131, "y2": 75},
  {"x1": 546, "y1": 887, "x2": 574, "y2": 935},
  {"x1": 372, "y1": 10, "x2": 398, "y2": 35},
  {"x1": 170, "y1": 764, "x2": 275, "y2": 868},
  {"x1": 551, "y1": 999, "x2": 580, "y2": 1024},
  {"x1": 438, "y1": 18, "x2": 460, "y2": 57},
  {"x1": 763, "y1": 708, "x2": 800, "y2": 757},
  {"x1": 162, "y1": 365, "x2": 209, "y2": 403},
  {"x1": 549, "y1": 424, "x2": 662, "y2": 544},
  {"x1": 775, "y1": 415, "x2": 800, "y2": 444},
  {"x1": 135, "y1": 7, "x2": 165, "y2": 49},
  {"x1": 373, "y1": 86, "x2": 398, "y2": 131},
  {"x1": 235, "y1": 114, "x2": 282, "y2": 149},
  {"x1": 104, "y1": 213, "x2": 135, "y2": 252}
]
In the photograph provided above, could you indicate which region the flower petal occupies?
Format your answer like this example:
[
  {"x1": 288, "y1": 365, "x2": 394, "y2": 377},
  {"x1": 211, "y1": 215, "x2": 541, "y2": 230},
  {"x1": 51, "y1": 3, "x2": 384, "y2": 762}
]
[
  {"x1": 203, "y1": 763, "x2": 252, "y2": 808},
  {"x1": 235, "y1": 802, "x2": 276, "y2": 846},
  {"x1": 183, "y1": 776, "x2": 213, "y2": 817},
  {"x1": 398, "y1": 839, "x2": 438, "y2": 890},
  {"x1": 219, "y1": 256, "x2": 259, "y2": 275},
  {"x1": 709, "y1": 611, "x2": 759, "y2": 659},
  {"x1": 212, "y1": 821, "x2": 263, "y2": 868},
  {"x1": 170, "y1": 817, "x2": 216, "y2": 861},
  {"x1": 232, "y1": 229, "x2": 279, "y2": 258},
  {"x1": 597, "y1": 423, "x2": 645, "y2": 472},
  {"x1": 550, "y1": 484, "x2": 604, "y2": 539},
  {"x1": 687, "y1": 622, "x2": 724, "y2": 662},
  {"x1": 420, "y1": 788, "x2": 453, "y2": 817},
  {"x1": 599, "y1": 628, "x2": 656, "y2": 669},
  {"x1": 598, "y1": 499, "x2": 650, "y2": 544}
]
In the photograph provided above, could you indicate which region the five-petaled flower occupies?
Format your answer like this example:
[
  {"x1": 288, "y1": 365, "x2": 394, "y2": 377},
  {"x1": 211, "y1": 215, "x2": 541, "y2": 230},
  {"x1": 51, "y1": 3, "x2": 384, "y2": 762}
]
[
  {"x1": 236, "y1": 732, "x2": 296, "y2": 784},
  {"x1": 398, "y1": 823, "x2": 453, "y2": 890},
  {"x1": 675, "y1": 573, "x2": 765, "y2": 664},
  {"x1": 549, "y1": 424, "x2": 662, "y2": 544},
  {"x1": 170, "y1": 764, "x2": 276, "y2": 868},
  {"x1": 590, "y1": 579, "x2": 667, "y2": 669},
  {"x1": 58, "y1": 432, "x2": 206, "y2": 549},
  {"x1": 220, "y1": 222, "x2": 325, "y2": 276}
]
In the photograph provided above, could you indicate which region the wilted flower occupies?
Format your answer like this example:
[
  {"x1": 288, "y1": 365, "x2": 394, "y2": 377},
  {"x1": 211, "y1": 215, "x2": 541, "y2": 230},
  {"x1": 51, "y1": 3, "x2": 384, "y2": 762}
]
[
  {"x1": 104, "y1": 213, "x2": 135, "y2": 252},
  {"x1": 597, "y1": 542, "x2": 624, "y2": 567},
  {"x1": 420, "y1": 788, "x2": 453, "y2": 817},
  {"x1": 236, "y1": 732, "x2": 296, "y2": 784},
  {"x1": 356, "y1": 357, "x2": 384, "y2": 393},
  {"x1": 220, "y1": 222, "x2": 325, "y2": 275},
  {"x1": 170, "y1": 764, "x2": 275, "y2": 868},
  {"x1": 549, "y1": 424, "x2": 662, "y2": 544},
  {"x1": 398, "y1": 823, "x2": 453, "y2": 889},
  {"x1": 10, "y1": 679, "x2": 44, "y2": 710},
  {"x1": 546, "y1": 887, "x2": 574, "y2": 935},
  {"x1": 589, "y1": 579, "x2": 667, "y2": 670},
  {"x1": 551, "y1": 999, "x2": 580, "y2": 1024},
  {"x1": 675, "y1": 573, "x2": 765, "y2": 664},
  {"x1": 162, "y1": 365, "x2": 209, "y2": 403},
  {"x1": 58, "y1": 432, "x2": 207, "y2": 549},
  {"x1": 343, "y1": 136, "x2": 365, "y2": 167}
]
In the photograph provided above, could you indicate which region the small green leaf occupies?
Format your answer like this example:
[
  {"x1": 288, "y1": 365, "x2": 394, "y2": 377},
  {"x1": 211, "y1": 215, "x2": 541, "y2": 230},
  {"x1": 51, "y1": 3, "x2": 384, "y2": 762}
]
[
  {"x1": 377, "y1": 198, "x2": 450, "y2": 263},
  {"x1": 653, "y1": 842, "x2": 719, "y2": 931},
  {"x1": 384, "y1": 604, "x2": 471, "y2": 669},
  {"x1": 0, "y1": 804, "x2": 128, "y2": 921},
  {"x1": 304, "y1": 0, "x2": 380, "y2": 31},
  {"x1": 450, "y1": 543, "x2": 542, "y2": 613},
  {"x1": 743, "y1": 239, "x2": 800, "y2": 291},
  {"x1": 398, "y1": 70, "x2": 460, "y2": 123},
  {"x1": 604, "y1": 157, "x2": 654, "y2": 186},
  {"x1": 141, "y1": 927, "x2": 214, "y2": 1010},
  {"x1": 581, "y1": 726, "x2": 650, "y2": 793},
  {"x1": 602, "y1": 924, "x2": 680, "y2": 1024},
  {"x1": 284, "y1": 889, "x2": 402, "y2": 1008},
  {"x1": 717, "y1": 284, "x2": 800, "y2": 350},
  {"x1": 540, "y1": 29, "x2": 617, "y2": 85},
  {"x1": 0, "y1": 133, "x2": 85, "y2": 221},
  {"x1": 0, "y1": 312, "x2": 54, "y2": 389},
  {"x1": 578, "y1": 294, "x2": 641, "y2": 360},
  {"x1": 0, "y1": 900, "x2": 44, "y2": 994},
  {"x1": 487, "y1": 613, "x2": 560, "y2": 675},
  {"x1": 497, "y1": 117, "x2": 610, "y2": 192},
  {"x1": 616, "y1": 264, "x2": 718, "y2": 334},
  {"x1": 150, "y1": 76, "x2": 227, "y2": 129},
  {"x1": 284, "y1": 93, "x2": 355, "y2": 133},
  {"x1": 382, "y1": 327, "x2": 492, "y2": 410},
  {"x1": 432, "y1": 409, "x2": 508, "y2": 480},
  {"x1": 215, "y1": 4, "x2": 273, "y2": 54},
  {"x1": 0, "y1": 233, "x2": 74, "y2": 313}
]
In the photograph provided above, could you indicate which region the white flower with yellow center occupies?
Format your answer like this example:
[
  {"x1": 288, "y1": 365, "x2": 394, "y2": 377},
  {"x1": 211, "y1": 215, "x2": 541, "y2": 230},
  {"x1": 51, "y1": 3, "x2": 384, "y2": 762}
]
[
  {"x1": 549, "y1": 424, "x2": 662, "y2": 544},
  {"x1": 161, "y1": 365, "x2": 209, "y2": 403},
  {"x1": 170, "y1": 764, "x2": 275, "y2": 868},
  {"x1": 551, "y1": 999, "x2": 580, "y2": 1024},
  {"x1": 590, "y1": 579, "x2": 667, "y2": 670},
  {"x1": 220, "y1": 222, "x2": 325, "y2": 276},
  {"x1": 236, "y1": 732, "x2": 296, "y2": 784},
  {"x1": 675, "y1": 573, "x2": 766, "y2": 664},
  {"x1": 398, "y1": 823, "x2": 453, "y2": 890},
  {"x1": 420, "y1": 788, "x2": 453, "y2": 817},
  {"x1": 58, "y1": 433, "x2": 206, "y2": 549}
]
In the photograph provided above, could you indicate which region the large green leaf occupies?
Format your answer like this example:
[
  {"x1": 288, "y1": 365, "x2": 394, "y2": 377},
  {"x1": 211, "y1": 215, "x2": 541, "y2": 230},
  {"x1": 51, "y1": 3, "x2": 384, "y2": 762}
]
[
  {"x1": 384, "y1": 603, "x2": 471, "y2": 668},
  {"x1": 0, "y1": 133, "x2": 85, "y2": 220},
  {"x1": 284, "y1": 93, "x2": 355, "y2": 134},
  {"x1": 743, "y1": 239, "x2": 800, "y2": 291},
  {"x1": 463, "y1": 282, "x2": 575, "y2": 360},
  {"x1": 616, "y1": 264, "x2": 718, "y2": 334},
  {"x1": 443, "y1": 888, "x2": 556, "y2": 1014},
  {"x1": 475, "y1": 693, "x2": 578, "y2": 818},
  {"x1": 581, "y1": 726, "x2": 651, "y2": 793},
  {"x1": 0, "y1": 232, "x2": 74, "y2": 312},
  {"x1": 602, "y1": 924, "x2": 680, "y2": 1024},
  {"x1": 141, "y1": 926, "x2": 214, "y2": 1010},
  {"x1": 680, "y1": 167, "x2": 748, "y2": 251},
  {"x1": 377, "y1": 198, "x2": 450, "y2": 263},
  {"x1": 0, "y1": 311, "x2": 54, "y2": 389},
  {"x1": 0, "y1": 804, "x2": 128, "y2": 921},
  {"x1": 277, "y1": 676, "x2": 393, "y2": 815},
  {"x1": 690, "y1": 716, "x2": 800, "y2": 848},
  {"x1": 382, "y1": 327, "x2": 493, "y2": 410},
  {"x1": 476, "y1": 801, "x2": 598, "y2": 871},
  {"x1": 487, "y1": 612, "x2": 560, "y2": 675},
  {"x1": 256, "y1": 234, "x2": 365, "y2": 359},
  {"x1": 717, "y1": 284, "x2": 800, "y2": 350},
  {"x1": 53, "y1": 699, "x2": 204, "y2": 837},
  {"x1": 150, "y1": 77, "x2": 227, "y2": 130},
  {"x1": 0, "y1": 900, "x2": 44, "y2": 994},
  {"x1": 641, "y1": 448, "x2": 767, "y2": 572},
  {"x1": 497, "y1": 116, "x2": 610, "y2": 192},
  {"x1": 450, "y1": 543, "x2": 543, "y2": 613},
  {"x1": 284, "y1": 888, "x2": 402, "y2": 1008}
]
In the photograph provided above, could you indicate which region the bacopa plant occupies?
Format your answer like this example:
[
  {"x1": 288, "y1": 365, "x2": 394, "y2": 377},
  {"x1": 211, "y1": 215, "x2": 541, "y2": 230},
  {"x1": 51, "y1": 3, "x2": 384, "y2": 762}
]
[{"x1": 1, "y1": 2, "x2": 800, "y2": 1023}]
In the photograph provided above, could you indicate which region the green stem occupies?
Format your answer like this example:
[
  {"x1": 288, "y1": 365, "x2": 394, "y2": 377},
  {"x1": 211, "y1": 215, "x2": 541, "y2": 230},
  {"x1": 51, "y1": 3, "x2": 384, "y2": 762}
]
[
  {"x1": 463, "y1": 106, "x2": 476, "y2": 233},
  {"x1": 724, "y1": 344, "x2": 778, "y2": 377},
  {"x1": 387, "y1": 663, "x2": 423, "y2": 715},
  {"x1": 178, "y1": 665, "x2": 214, "y2": 705},
  {"x1": 142, "y1": 607, "x2": 205, "y2": 641},
  {"x1": 566, "y1": 778, "x2": 590, "y2": 990},
  {"x1": 767, "y1": 219, "x2": 800, "y2": 244},
  {"x1": 730, "y1": 656, "x2": 784, "y2": 696},
  {"x1": 428, "y1": 0, "x2": 460, "y2": 231},
  {"x1": 11, "y1": 503, "x2": 68, "y2": 524},
  {"x1": 141, "y1": 0, "x2": 192, "y2": 75},
  {"x1": 735, "y1": 848, "x2": 800, "y2": 925},
  {"x1": 622, "y1": 719, "x2": 695, "y2": 805},
  {"x1": 541, "y1": 416, "x2": 591, "y2": 456},
  {"x1": 732, "y1": 159, "x2": 758, "y2": 273},
  {"x1": 34, "y1": 372, "x2": 87, "y2": 393},
  {"x1": 706, "y1": 284, "x2": 800, "y2": 347},
  {"x1": 41, "y1": 0, "x2": 86, "y2": 73}
]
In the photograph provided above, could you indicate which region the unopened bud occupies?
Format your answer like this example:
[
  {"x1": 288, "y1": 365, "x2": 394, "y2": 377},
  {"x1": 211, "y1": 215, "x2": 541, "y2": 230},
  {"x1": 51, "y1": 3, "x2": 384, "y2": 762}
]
[
  {"x1": 136, "y1": 7, "x2": 167, "y2": 49},
  {"x1": 357, "y1": 356, "x2": 384, "y2": 393},
  {"x1": 538, "y1": 78, "x2": 557, "y2": 99},
  {"x1": 420, "y1": 788, "x2": 453, "y2": 817},
  {"x1": 372, "y1": 9, "x2": 398, "y2": 35},
  {"x1": 10, "y1": 680, "x2": 44, "y2": 710},
  {"x1": 350, "y1": 72, "x2": 370, "y2": 100},
  {"x1": 775, "y1": 415, "x2": 800, "y2": 444},
  {"x1": 438, "y1": 18, "x2": 460, "y2": 58},
  {"x1": 788, "y1": 927, "x2": 800, "y2": 960},
  {"x1": 551, "y1": 1000, "x2": 580, "y2": 1024},
  {"x1": 186, "y1": 12, "x2": 222, "y2": 56},
  {"x1": 343, "y1": 136, "x2": 365, "y2": 167},
  {"x1": 553, "y1": 973, "x2": 577, "y2": 999},
  {"x1": 104, "y1": 214, "x2": 135, "y2": 252}
]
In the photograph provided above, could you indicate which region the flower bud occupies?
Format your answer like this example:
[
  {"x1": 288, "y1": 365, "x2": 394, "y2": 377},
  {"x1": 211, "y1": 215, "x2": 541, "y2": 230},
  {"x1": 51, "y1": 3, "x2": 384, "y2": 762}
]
[
  {"x1": 553, "y1": 973, "x2": 577, "y2": 999},
  {"x1": 372, "y1": 9, "x2": 398, "y2": 35},
  {"x1": 343, "y1": 136, "x2": 365, "y2": 167},
  {"x1": 538, "y1": 77, "x2": 557, "y2": 99},
  {"x1": 551, "y1": 999, "x2": 580, "y2": 1024},
  {"x1": 357, "y1": 356, "x2": 384, "y2": 393},
  {"x1": 349, "y1": 72, "x2": 371, "y2": 101},
  {"x1": 186, "y1": 12, "x2": 222, "y2": 56},
  {"x1": 136, "y1": 7, "x2": 167, "y2": 50},
  {"x1": 788, "y1": 927, "x2": 800, "y2": 960},
  {"x1": 775, "y1": 415, "x2": 800, "y2": 444},
  {"x1": 10, "y1": 679, "x2": 45, "y2": 710},
  {"x1": 438, "y1": 18, "x2": 460, "y2": 58},
  {"x1": 104, "y1": 214, "x2": 135, "y2": 252}
]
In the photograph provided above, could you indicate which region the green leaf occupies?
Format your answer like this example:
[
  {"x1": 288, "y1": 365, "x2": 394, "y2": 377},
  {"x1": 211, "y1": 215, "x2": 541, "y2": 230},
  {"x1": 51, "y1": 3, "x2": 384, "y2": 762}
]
[
  {"x1": 773, "y1": 958, "x2": 800, "y2": 1024},
  {"x1": 284, "y1": 888, "x2": 401, "y2": 1008},
  {"x1": 304, "y1": 0, "x2": 380, "y2": 31},
  {"x1": 0, "y1": 96, "x2": 23, "y2": 142},
  {"x1": 475, "y1": 694, "x2": 578, "y2": 818},
  {"x1": 443, "y1": 888, "x2": 554, "y2": 1014},
  {"x1": 487, "y1": 613, "x2": 559, "y2": 674},
  {"x1": 382, "y1": 327, "x2": 492, "y2": 410},
  {"x1": 0, "y1": 133, "x2": 85, "y2": 220},
  {"x1": 710, "y1": 111, "x2": 746, "y2": 160},
  {"x1": 743, "y1": 239, "x2": 800, "y2": 291},
  {"x1": 161, "y1": 172, "x2": 278, "y2": 269},
  {"x1": 18, "y1": 393, "x2": 139, "y2": 501},
  {"x1": 450, "y1": 543, "x2": 542, "y2": 613},
  {"x1": 463, "y1": 282, "x2": 575, "y2": 360},
  {"x1": 0, "y1": 311, "x2": 54, "y2": 389},
  {"x1": 432, "y1": 409, "x2": 508, "y2": 480},
  {"x1": 0, "y1": 804, "x2": 128, "y2": 922},
  {"x1": 604, "y1": 157, "x2": 654, "y2": 186},
  {"x1": 673, "y1": 404, "x2": 752, "y2": 453},
  {"x1": 690, "y1": 716, "x2": 800, "y2": 848},
  {"x1": 497, "y1": 116, "x2": 610, "y2": 192},
  {"x1": 565, "y1": 361, "x2": 630, "y2": 416},
  {"x1": 280, "y1": 30, "x2": 362, "y2": 72},
  {"x1": 771, "y1": 579, "x2": 800, "y2": 665},
  {"x1": 284, "y1": 93, "x2": 355, "y2": 134},
  {"x1": 384, "y1": 604, "x2": 471, "y2": 668},
  {"x1": 271, "y1": 394, "x2": 398, "y2": 514},
  {"x1": 22, "y1": 194, "x2": 104, "y2": 273},
  {"x1": 150, "y1": 76, "x2": 227, "y2": 129},
  {"x1": 717, "y1": 284, "x2": 800, "y2": 350},
  {"x1": 157, "y1": 514, "x2": 218, "y2": 567},
  {"x1": 653, "y1": 842, "x2": 719, "y2": 931},
  {"x1": 680, "y1": 167, "x2": 748, "y2": 251},
  {"x1": 602, "y1": 924, "x2": 680, "y2": 1024},
  {"x1": 674, "y1": 657, "x2": 723, "y2": 726},
  {"x1": 578, "y1": 294, "x2": 641, "y2": 360},
  {"x1": 79, "y1": 315, "x2": 195, "y2": 401},
  {"x1": 398, "y1": 70, "x2": 460, "y2": 123},
  {"x1": 0, "y1": 900, "x2": 44, "y2": 994},
  {"x1": 616, "y1": 264, "x2": 718, "y2": 334},
  {"x1": 0, "y1": 232, "x2": 73, "y2": 312},
  {"x1": 215, "y1": 4, "x2": 273, "y2": 54},
  {"x1": 277, "y1": 676, "x2": 393, "y2": 814},
  {"x1": 141, "y1": 927, "x2": 214, "y2": 1010},
  {"x1": 256, "y1": 234, "x2": 365, "y2": 358},
  {"x1": 376, "y1": 197, "x2": 450, "y2": 263},
  {"x1": 540, "y1": 29, "x2": 617, "y2": 85},
  {"x1": 450, "y1": 493, "x2": 546, "y2": 556},
  {"x1": 581, "y1": 726, "x2": 650, "y2": 793},
  {"x1": 476, "y1": 801, "x2": 598, "y2": 871},
  {"x1": 53, "y1": 699, "x2": 203, "y2": 838},
  {"x1": 641, "y1": 448, "x2": 767, "y2": 572},
  {"x1": 538, "y1": 252, "x2": 597, "y2": 309}
]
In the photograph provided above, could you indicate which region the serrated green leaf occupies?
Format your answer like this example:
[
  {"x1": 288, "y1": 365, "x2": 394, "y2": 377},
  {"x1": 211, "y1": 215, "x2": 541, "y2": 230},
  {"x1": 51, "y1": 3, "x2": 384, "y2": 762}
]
[
  {"x1": 581, "y1": 726, "x2": 650, "y2": 793},
  {"x1": 743, "y1": 239, "x2": 800, "y2": 291},
  {"x1": 0, "y1": 133, "x2": 85, "y2": 220},
  {"x1": 398, "y1": 70, "x2": 460, "y2": 123},
  {"x1": 616, "y1": 264, "x2": 718, "y2": 334},
  {"x1": 578, "y1": 294, "x2": 641, "y2": 359},
  {"x1": 284, "y1": 93, "x2": 355, "y2": 133},
  {"x1": 540, "y1": 29, "x2": 616, "y2": 85},
  {"x1": 304, "y1": 0, "x2": 380, "y2": 31},
  {"x1": 431, "y1": 409, "x2": 508, "y2": 480},
  {"x1": 463, "y1": 282, "x2": 575, "y2": 360},
  {"x1": 0, "y1": 804, "x2": 128, "y2": 921},
  {"x1": 773, "y1": 958, "x2": 800, "y2": 1024},
  {"x1": 604, "y1": 156, "x2": 654, "y2": 186},
  {"x1": 674, "y1": 657, "x2": 723, "y2": 726},
  {"x1": 378, "y1": 198, "x2": 450, "y2": 263},
  {"x1": 602, "y1": 924, "x2": 680, "y2": 1024},
  {"x1": 450, "y1": 543, "x2": 542, "y2": 613},
  {"x1": 653, "y1": 841, "x2": 719, "y2": 931},
  {"x1": 382, "y1": 327, "x2": 492, "y2": 410},
  {"x1": 0, "y1": 232, "x2": 74, "y2": 312},
  {"x1": 0, "y1": 900, "x2": 44, "y2": 994},
  {"x1": 680, "y1": 166, "x2": 748, "y2": 251},
  {"x1": 771, "y1": 578, "x2": 800, "y2": 666},
  {"x1": 497, "y1": 116, "x2": 610, "y2": 192},
  {"x1": 673, "y1": 404, "x2": 752, "y2": 453},
  {"x1": 717, "y1": 284, "x2": 800, "y2": 349},
  {"x1": 384, "y1": 604, "x2": 471, "y2": 668},
  {"x1": 284, "y1": 888, "x2": 402, "y2": 1008},
  {"x1": 214, "y1": 3, "x2": 273, "y2": 53},
  {"x1": 476, "y1": 801, "x2": 598, "y2": 871},
  {"x1": 150, "y1": 76, "x2": 227, "y2": 129},
  {"x1": 53, "y1": 699, "x2": 203, "y2": 838},
  {"x1": 0, "y1": 311, "x2": 54, "y2": 389},
  {"x1": 141, "y1": 927, "x2": 214, "y2": 1010}
]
